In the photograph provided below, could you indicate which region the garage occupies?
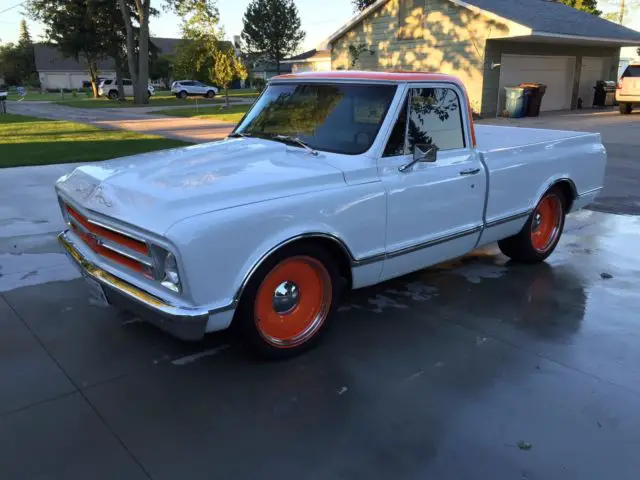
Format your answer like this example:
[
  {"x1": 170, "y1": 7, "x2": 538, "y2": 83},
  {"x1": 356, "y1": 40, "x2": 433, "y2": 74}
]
[
  {"x1": 498, "y1": 54, "x2": 576, "y2": 113},
  {"x1": 577, "y1": 57, "x2": 610, "y2": 108},
  {"x1": 42, "y1": 73, "x2": 70, "y2": 90}
]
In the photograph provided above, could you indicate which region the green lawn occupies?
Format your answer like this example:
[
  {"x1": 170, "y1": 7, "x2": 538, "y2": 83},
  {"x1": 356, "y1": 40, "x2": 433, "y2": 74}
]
[
  {"x1": 157, "y1": 104, "x2": 251, "y2": 123},
  {"x1": 54, "y1": 96, "x2": 226, "y2": 108},
  {"x1": 0, "y1": 114, "x2": 189, "y2": 168},
  {"x1": 5, "y1": 91, "x2": 80, "y2": 102}
]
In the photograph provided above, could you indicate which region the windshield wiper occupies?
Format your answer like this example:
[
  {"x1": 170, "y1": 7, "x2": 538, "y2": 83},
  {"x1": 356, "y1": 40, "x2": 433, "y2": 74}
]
[
  {"x1": 274, "y1": 135, "x2": 319, "y2": 156},
  {"x1": 227, "y1": 132, "x2": 250, "y2": 138}
]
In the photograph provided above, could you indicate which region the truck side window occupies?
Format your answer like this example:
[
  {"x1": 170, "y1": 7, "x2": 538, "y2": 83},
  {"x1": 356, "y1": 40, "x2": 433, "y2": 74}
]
[
  {"x1": 383, "y1": 97, "x2": 408, "y2": 157},
  {"x1": 407, "y1": 87, "x2": 465, "y2": 151}
]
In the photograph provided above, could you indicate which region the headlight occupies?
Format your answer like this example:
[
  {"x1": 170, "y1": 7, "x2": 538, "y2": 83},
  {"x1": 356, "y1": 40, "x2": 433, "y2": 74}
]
[{"x1": 160, "y1": 252, "x2": 181, "y2": 293}]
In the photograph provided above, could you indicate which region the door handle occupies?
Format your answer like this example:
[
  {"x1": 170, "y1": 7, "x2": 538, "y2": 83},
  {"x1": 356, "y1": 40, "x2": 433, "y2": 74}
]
[{"x1": 459, "y1": 168, "x2": 481, "y2": 176}]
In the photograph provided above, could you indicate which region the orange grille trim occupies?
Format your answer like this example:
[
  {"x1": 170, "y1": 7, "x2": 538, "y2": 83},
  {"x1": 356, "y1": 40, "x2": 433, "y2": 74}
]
[{"x1": 65, "y1": 205, "x2": 149, "y2": 255}]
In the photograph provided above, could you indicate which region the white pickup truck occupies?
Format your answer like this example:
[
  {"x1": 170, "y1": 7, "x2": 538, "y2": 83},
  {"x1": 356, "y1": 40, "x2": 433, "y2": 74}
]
[{"x1": 56, "y1": 71, "x2": 606, "y2": 358}]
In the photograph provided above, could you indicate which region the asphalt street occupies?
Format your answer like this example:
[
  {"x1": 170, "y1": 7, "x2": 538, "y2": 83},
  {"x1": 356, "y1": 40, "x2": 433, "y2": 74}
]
[{"x1": 1, "y1": 109, "x2": 639, "y2": 479}]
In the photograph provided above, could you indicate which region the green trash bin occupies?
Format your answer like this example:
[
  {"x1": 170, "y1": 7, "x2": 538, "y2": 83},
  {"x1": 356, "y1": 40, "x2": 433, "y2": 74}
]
[{"x1": 504, "y1": 87, "x2": 530, "y2": 118}]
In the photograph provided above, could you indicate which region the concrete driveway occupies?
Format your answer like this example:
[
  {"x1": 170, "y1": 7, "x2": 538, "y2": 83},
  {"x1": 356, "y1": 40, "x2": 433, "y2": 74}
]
[{"x1": 1, "y1": 112, "x2": 640, "y2": 479}]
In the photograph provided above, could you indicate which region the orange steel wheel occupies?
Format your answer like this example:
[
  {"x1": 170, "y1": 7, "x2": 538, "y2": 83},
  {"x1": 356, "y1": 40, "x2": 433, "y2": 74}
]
[
  {"x1": 531, "y1": 194, "x2": 563, "y2": 253},
  {"x1": 254, "y1": 256, "x2": 332, "y2": 348}
]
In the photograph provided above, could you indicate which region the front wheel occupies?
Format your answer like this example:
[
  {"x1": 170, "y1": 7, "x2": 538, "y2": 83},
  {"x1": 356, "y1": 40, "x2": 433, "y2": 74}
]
[
  {"x1": 108, "y1": 90, "x2": 118, "y2": 100},
  {"x1": 234, "y1": 244, "x2": 341, "y2": 359},
  {"x1": 178, "y1": 90, "x2": 188, "y2": 99},
  {"x1": 498, "y1": 186, "x2": 566, "y2": 264}
]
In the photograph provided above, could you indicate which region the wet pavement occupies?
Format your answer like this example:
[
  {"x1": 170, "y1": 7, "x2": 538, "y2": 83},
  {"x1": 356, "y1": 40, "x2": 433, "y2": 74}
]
[
  {"x1": 2, "y1": 112, "x2": 640, "y2": 478},
  {"x1": 1, "y1": 211, "x2": 640, "y2": 479}
]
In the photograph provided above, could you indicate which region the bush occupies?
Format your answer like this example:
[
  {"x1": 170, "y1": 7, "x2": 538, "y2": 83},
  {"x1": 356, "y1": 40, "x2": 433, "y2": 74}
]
[{"x1": 252, "y1": 77, "x2": 266, "y2": 93}]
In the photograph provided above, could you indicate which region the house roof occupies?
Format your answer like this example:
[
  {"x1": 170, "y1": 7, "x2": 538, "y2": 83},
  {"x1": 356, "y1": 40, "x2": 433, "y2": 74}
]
[
  {"x1": 34, "y1": 37, "x2": 196, "y2": 72},
  {"x1": 281, "y1": 49, "x2": 331, "y2": 63},
  {"x1": 327, "y1": 0, "x2": 640, "y2": 45}
]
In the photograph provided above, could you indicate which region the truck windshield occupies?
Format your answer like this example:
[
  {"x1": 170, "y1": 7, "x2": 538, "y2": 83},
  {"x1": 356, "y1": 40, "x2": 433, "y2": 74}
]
[{"x1": 234, "y1": 83, "x2": 397, "y2": 155}]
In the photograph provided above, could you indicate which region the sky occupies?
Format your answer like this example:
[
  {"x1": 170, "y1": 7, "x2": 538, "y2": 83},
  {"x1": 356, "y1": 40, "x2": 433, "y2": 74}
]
[
  {"x1": 0, "y1": 0, "x2": 355, "y2": 51},
  {"x1": 0, "y1": 0, "x2": 638, "y2": 54}
]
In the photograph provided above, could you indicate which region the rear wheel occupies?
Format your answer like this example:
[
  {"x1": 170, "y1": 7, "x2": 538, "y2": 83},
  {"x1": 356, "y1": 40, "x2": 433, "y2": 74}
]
[
  {"x1": 620, "y1": 102, "x2": 632, "y2": 114},
  {"x1": 498, "y1": 186, "x2": 566, "y2": 264},
  {"x1": 205, "y1": 90, "x2": 215, "y2": 98},
  {"x1": 235, "y1": 244, "x2": 341, "y2": 359}
]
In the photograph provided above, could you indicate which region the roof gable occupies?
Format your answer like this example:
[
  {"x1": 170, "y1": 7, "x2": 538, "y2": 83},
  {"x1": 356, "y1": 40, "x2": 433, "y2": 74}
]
[{"x1": 327, "y1": 0, "x2": 640, "y2": 45}]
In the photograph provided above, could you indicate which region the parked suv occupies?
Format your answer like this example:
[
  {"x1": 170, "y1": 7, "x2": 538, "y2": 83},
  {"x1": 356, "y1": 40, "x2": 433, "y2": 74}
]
[
  {"x1": 98, "y1": 78, "x2": 155, "y2": 100},
  {"x1": 616, "y1": 64, "x2": 640, "y2": 114},
  {"x1": 171, "y1": 80, "x2": 219, "y2": 98}
]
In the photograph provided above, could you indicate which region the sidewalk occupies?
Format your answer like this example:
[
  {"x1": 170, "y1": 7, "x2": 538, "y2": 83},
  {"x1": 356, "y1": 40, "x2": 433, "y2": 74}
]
[{"x1": 7, "y1": 101, "x2": 238, "y2": 143}]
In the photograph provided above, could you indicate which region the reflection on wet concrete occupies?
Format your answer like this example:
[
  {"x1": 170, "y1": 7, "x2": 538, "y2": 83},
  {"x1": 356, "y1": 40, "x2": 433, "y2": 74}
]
[{"x1": 2, "y1": 210, "x2": 640, "y2": 479}]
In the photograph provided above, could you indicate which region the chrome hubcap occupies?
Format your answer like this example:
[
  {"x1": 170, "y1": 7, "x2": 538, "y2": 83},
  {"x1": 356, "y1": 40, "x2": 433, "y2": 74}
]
[
  {"x1": 533, "y1": 212, "x2": 542, "y2": 230},
  {"x1": 272, "y1": 281, "x2": 300, "y2": 314}
]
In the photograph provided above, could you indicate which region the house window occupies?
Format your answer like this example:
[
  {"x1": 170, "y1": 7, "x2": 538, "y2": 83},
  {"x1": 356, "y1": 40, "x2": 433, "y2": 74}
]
[{"x1": 398, "y1": 0, "x2": 424, "y2": 40}]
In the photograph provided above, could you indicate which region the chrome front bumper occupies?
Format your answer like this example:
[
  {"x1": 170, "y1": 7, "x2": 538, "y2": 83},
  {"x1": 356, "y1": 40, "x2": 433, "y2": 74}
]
[{"x1": 58, "y1": 230, "x2": 210, "y2": 340}]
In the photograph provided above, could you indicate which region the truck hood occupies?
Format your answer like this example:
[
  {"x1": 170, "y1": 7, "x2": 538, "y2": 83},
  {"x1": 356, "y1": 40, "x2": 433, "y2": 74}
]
[{"x1": 55, "y1": 138, "x2": 346, "y2": 234}]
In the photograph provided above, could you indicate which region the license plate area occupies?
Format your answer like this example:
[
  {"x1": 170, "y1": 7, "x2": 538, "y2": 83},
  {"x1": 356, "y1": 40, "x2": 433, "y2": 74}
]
[{"x1": 83, "y1": 272, "x2": 110, "y2": 307}]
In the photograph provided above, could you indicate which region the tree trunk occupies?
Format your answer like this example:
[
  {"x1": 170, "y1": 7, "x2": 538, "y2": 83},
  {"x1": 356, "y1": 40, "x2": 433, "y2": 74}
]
[
  {"x1": 136, "y1": 0, "x2": 151, "y2": 105},
  {"x1": 620, "y1": 0, "x2": 626, "y2": 24},
  {"x1": 275, "y1": 52, "x2": 281, "y2": 74},
  {"x1": 118, "y1": 0, "x2": 138, "y2": 99},
  {"x1": 225, "y1": 87, "x2": 230, "y2": 108},
  {"x1": 114, "y1": 56, "x2": 125, "y2": 101},
  {"x1": 88, "y1": 58, "x2": 99, "y2": 98}
]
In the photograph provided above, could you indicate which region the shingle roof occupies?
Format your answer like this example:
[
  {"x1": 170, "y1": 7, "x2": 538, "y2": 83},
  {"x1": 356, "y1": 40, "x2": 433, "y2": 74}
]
[
  {"x1": 466, "y1": 0, "x2": 640, "y2": 41},
  {"x1": 34, "y1": 37, "x2": 192, "y2": 72},
  {"x1": 282, "y1": 49, "x2": 331, "y2": 62},
  {"x1": 328, "y1": 0, "x2": 640, "y2": 44}
]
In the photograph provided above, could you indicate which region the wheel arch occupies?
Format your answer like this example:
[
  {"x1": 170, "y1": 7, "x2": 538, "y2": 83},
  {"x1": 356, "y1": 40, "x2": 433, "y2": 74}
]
[
  {"x1": 233, "y1": 232, "x2": 354, "y2": 307},
  {"x1": 534, "y1": 177, "x2": 577, "y2": 213}
]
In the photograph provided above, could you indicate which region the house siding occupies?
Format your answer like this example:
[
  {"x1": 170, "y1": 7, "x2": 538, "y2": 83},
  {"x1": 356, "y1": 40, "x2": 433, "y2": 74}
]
[
  {"x1": 330, "y1": 0, "x2": 515, "y2": 114},
  {"x1": 482, "y1": 40, "x2": 620, "y2": 117}
]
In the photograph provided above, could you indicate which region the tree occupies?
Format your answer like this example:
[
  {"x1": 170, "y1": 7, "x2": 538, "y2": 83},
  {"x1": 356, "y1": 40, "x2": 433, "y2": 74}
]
[
  {"x1": 601, "y1": 0, "x2": 639, "y2": 24},
  {"x1": 211, "y1": 47, "x2": 247, "y2": 107},
  {"x1": 27, "y1": 0, "x2": 106, "y2": 96},
  {"x1": 19, "y1": 19, "x2": 33, "y2": 45},
  {"x1": 118, "y1": 0, "x2": 151, "y2": 103},
  {"x1": 150, "y1": 54, "x2": 173, "y2": 88},
  {"x1": 559, "y1": 0, "x2": 602, "y2": 15},
  {"x1": 241, "y1": 0, "x2": 305, "y2": 74},
  {"x1": 352, "y1": 0, "x2": 375, "y2": 11}
]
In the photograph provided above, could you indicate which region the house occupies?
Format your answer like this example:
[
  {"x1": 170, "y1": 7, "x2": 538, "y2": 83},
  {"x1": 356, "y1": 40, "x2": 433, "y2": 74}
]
[
  {"x1": 280, "y1": 49, "x2": 332, "y2": 73},
  {"x1": 34, "y1": 37, "x2": 182, "y2": 90},
  {"x1": 246, "y1": 57, "x2": 292, "y2": 83},
  {"x1": 325, "y1": 0, "x2": 640, "y2": 116}
]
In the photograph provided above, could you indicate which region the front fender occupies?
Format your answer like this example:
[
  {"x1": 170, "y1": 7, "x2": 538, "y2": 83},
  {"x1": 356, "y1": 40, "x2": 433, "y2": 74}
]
[{"x1": 165, "y1": 184, "x2": 386, "y2": 310}]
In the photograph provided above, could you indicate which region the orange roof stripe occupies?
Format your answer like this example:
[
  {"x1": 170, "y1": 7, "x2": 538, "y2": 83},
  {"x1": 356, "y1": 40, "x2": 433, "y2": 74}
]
[{"x1": 272, "y1": 70, "x2": 464, "y2": 85}]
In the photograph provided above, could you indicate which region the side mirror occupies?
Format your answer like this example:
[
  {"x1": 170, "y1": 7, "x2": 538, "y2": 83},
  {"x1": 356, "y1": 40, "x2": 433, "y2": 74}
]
[
  {"x1": 399, "y1": 144, "x2": 437, "y2": 172},
  {"x1": 413, "y1": 144, "x2": 437, "y2": 163}
]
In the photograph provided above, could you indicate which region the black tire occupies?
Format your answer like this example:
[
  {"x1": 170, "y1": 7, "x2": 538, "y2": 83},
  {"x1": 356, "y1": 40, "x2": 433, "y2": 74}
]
[
  {"x1": 234, "y1": 243, "x2": 342, "y2": 359},
  {"x1": 205, "y1": 90, "x2": 215, "y2": 98},
  {"x1": 108, "y1": 90, "x2": 118, "y2": 100},
  {"x1": 498, "y1": 186, "x2": 566, "y2": 264},
  {"x1": 178, "y1": 90, "x2": 188, "y2": 99},
  {"x1": 620, "y1": 103, "x2": 632, "y2": 114}
]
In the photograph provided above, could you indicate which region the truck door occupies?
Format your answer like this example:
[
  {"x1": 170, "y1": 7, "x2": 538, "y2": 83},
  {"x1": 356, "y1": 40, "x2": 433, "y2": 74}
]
[{"x1": 378, "y1": 83, "x2": 486, "y2": 281}]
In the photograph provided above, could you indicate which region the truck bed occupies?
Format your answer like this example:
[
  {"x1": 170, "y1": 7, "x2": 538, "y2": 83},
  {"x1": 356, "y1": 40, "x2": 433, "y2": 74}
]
[{"x1": 475, "y1": 125, "x2": 597, "y2": 152}]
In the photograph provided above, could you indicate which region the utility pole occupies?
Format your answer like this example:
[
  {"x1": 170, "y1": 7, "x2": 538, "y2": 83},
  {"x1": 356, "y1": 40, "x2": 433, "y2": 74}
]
[{"x1": 619, "y1": 0, "x2": 626, "y2": 24}]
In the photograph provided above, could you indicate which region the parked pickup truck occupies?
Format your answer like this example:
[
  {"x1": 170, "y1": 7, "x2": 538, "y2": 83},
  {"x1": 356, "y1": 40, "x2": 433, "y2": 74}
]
[{"x1": 56, "y1": 71, "x2": 606, "y2": 358}]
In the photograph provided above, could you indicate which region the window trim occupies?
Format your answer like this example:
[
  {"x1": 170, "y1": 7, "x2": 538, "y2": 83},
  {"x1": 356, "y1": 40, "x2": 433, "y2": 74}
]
[{"x1": 380, "y1": 82, "x2": 471, "y2": 158}]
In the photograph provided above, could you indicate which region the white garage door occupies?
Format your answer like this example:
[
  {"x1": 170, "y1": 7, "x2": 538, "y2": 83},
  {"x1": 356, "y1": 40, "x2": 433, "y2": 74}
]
[
  {"x1": 577, "y1": 57, "x2": 607, "y2": 108},
  {"x1": 498, "y1": 54, "x2": 576, "y2": 112},
  {"x1": 43, "y1": 73, "x2": 70, "y2": 90}
]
